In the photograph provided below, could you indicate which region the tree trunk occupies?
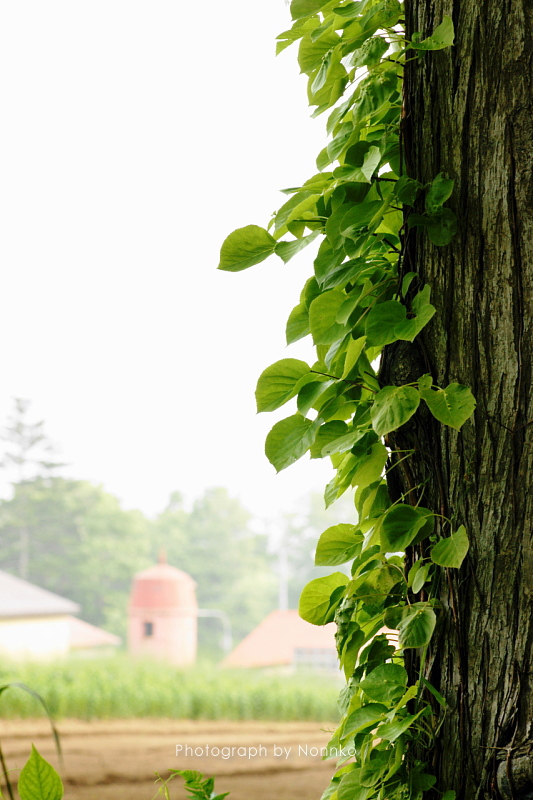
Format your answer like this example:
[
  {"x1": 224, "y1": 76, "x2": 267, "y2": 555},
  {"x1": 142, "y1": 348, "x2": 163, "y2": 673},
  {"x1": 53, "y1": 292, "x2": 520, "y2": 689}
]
[{"x1": 385, "y1": 1, "x2": 533, "y2": 797}]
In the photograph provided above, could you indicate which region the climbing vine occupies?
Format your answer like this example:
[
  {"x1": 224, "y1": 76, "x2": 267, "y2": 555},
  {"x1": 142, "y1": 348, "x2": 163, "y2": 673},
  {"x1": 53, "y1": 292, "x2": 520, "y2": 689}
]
[{"x1": 219, "y1": 1, "x2": 474, "y2": 799}]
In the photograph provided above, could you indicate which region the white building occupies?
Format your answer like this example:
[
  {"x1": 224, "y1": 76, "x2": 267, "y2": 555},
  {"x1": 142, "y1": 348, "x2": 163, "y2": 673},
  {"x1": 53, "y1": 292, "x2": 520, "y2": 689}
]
[{"x1": 0, "y1": 570, "x2": 119, "y2": 659}]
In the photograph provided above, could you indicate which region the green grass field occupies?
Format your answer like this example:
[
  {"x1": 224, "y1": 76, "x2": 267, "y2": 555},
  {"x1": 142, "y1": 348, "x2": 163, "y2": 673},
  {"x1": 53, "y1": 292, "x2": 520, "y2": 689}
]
[{"x1": 0, "y1": 657, "x2": 341, "y2": 721}]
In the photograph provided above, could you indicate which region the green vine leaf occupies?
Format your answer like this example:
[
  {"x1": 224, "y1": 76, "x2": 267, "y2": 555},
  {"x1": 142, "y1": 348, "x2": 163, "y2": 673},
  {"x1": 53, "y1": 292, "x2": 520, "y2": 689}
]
[
  {"x1": 365, "y1": 301, "x2": 405, "y2": 348},
  {"x1": 342, "y1": 335, "x2": 367, "y2": 378},
  {"x1": 274, "y1": 191, "x2": 320, "y2": 234},
  {"x1": 421, "y1": 676, "x2": 448, "y2": 708},
  {"x1": 351, "y1": 441, "x2": 389, "y2": 490},
  {"x1": 359, "y1": 750, "x2": 392, "y2": 787},
  {"x1": 297, "y1": 379, "x2": 334, "y2": 416},
  {"x1": 340, "y1": 199, "x2": 384, "y2": 240},
  {"x1": 343, "y1": 703, "x2": 388, "y2": 737},
  {"x1": 356, "y1": 481, "x2": 389, "y2": 521},
  {"x1": 410, "y1": 16, "x2": 455, "y2": 50},
  {"x1": 418, "y1": 373, "x2": 433, "y2": 392},
  {"x1": 360, "y1": 662, "x2": 408, "y2": 703},
  {"x1": 341, "y1": 145, "x2": 382, "y2": 184},
  {"x1": 286, "y1": 302, "x2": 311, "y2": 343},
  {"x1": 256, "y1": 358, "x2": 311, "y2": 412},
  {"x1": 394, "y1": 285, "x2": 436, "y2": 341},
  {"x1": 420, "y1": 382, "x2": 476, "y2": 430},
  {"x1": 309, "y1": 290, "x2": 350, "y2": 345},
  {"x1": 398, "y1": 603, "x2": 436, "y2": 648},
  {"x1": 299, "y1": 572, "x2": 349, "y2": 625},
  {"x1": 408, "y1": 559, "x2": 431, "y2": 593},
  {"x1": 275, "y1": 230, "x2": 320, "y2": 263},
  {"x1": 395, "y1": 176, "x2": 423, "y2": 205},
  {"x1": 315, "y1": 523, "x2": 363, "y2": 565},
  {"x1": 311, "y1": 420, "x2": 348, "y2": 457},
  {"x1": 377, "y1": 709, "x2": 427, "y2": 742},
  {"x1": 408, "y1": 207, "x2": 458, "y2": 246},
  {"x1": 351, "y1": 36, "x2": 389, "y2": 69},
  {"x1": 221, "y1": 4, "x2": 465, "y2": 797},
  {"x1": 431, "y1": 525, "x2": 469, "y2": 568},
  {"x1": 380, "y1": 504, "x2": 434, "y2": 552},
  {"x1": 320, "y1": 428, "x2": 364, "y2": 457},
  {"x1": 299, "y1": 31, "x2": 341, "y2": 74},
  {"x1": 394, "y1": 304, "x2": 435, "y2": 341},
  {"x1": 333, "y1": 3, "x2": 364, "y2": 19},
  {"x1": 425, "y1": 173, "x2": 454, "y2": 214},
  {"x1": 337, "y1": 770, "x2": 369, "y2": 800},
  {"x1": 371, "y1": 385, "x2": 421, "y2": 437},
  {"x1": 265, "y1": 414, "x2": 317, "y2": 471},
  {"x1": 409, "y1": 768, "x2": 437, "y2": 794},
  {"x1": 291, "y1": 0, "x2": 327, "y2": 22},
  {"x1": 218, "y1": 225, "x2": 277, "y2": 272}
]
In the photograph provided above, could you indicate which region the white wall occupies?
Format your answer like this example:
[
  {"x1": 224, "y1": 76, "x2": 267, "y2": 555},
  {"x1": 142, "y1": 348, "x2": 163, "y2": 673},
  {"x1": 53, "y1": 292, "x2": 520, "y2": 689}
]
[{"x1": 0, "y1": 615, "x2": 70, "y2": 659}]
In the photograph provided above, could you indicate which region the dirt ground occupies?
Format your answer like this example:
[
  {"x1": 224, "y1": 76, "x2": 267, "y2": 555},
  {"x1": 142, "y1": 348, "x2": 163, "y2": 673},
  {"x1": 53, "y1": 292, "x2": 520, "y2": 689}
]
[{"x1": 0, "y1": 719, "x2": 337, "y2": 800}]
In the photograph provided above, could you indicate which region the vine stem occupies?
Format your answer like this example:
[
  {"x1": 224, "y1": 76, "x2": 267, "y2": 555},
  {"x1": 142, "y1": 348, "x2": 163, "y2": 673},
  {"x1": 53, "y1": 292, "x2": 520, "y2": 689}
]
[{"x1": 309, "y1": 369, "x2": 377, "y2": 392}]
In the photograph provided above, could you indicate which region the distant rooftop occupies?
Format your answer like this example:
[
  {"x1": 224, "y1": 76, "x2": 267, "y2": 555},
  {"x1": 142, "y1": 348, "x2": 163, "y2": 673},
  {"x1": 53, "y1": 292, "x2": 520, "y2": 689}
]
[
  {"x1": 222, "y1": 610, "x2": 399, "y2": 670},
  {"x1": 222, "y1": 609, "x2": 337, "y2": 669},
  {"x1": 0, "y1": 570, "x2": 80, "y2": 618},
  {"x1": 68, "y1": 616, "x2": 121, "y2": 649}
]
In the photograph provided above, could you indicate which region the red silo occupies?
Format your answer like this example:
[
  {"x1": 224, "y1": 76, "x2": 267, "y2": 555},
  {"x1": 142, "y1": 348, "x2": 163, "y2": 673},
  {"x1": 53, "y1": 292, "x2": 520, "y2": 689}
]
[{"x1": 128, "y1": 553, "x2": 197, "y2": 665}]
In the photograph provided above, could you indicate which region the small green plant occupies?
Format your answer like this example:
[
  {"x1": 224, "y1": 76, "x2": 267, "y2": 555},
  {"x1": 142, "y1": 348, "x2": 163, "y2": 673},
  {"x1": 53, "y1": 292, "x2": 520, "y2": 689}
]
[
  {"x1": 2, "y1": 746, "x2": 64, "y2": 800},
  {"x1": 0, "y1": 682, "x2": 61, "y2": 800},
  {"x1": 1, "y1": 747, "x2": 228, "y2": 800},
  {"x1": 153, "y1": 769, "x2": 229, "y2": 800}
]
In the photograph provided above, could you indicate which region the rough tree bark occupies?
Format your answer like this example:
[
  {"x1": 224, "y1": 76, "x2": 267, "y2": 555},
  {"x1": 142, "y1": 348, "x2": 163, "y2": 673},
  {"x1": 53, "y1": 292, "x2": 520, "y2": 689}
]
[{"x1": 382, "y1": 1, "x2": 533, "y2": 797}]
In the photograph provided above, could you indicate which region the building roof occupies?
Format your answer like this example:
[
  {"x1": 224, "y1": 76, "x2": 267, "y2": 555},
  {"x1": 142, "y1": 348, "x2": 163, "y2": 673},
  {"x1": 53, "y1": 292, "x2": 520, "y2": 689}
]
[
  {"x1": 68, "y1": 616, "x2": 121, "y2": 649},
  {"x1": 133, "y1": 562, "x2": 196, "y2": 586},
  {"x1": 129, "y1": 554, "x2": 197, "y2": 610},
  {"x1": 0, "y1": 570, "x2": 80, "y2": 619},
  {"x1": 222, "y1": 609, "x2": 337, "y2": 669},
  {"x1": 222, "y1": 610, "x2": 400, "y2": 670}
]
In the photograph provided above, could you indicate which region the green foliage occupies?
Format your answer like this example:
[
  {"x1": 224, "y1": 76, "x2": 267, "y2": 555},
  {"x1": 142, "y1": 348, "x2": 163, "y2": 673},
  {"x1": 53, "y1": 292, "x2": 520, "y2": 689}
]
[
  {"x1": 0, "y1": 398, "x2": 65, "y2": 484},
  {"x1": 315, "y1": 523, "x2": 362, "y2": 565},
  {"x1": 410, "y1": 16, "x2": 455, "y2": 50},
  {"x1": 380, "y1": 504, "x2": 434, "y2": 552},
  {"x1": 156, "y1": 770, "x2": 229, "y2": 800},
  {"x1": 256, "y1": 358, "x2": 312, "y2": 412},
  {"x1": 371, "y1": 385, "x2": 420, "y2": 437},
  {"x1": 299, "y1": 571, "x2": 349, "y2": 624},
  {"x1": 265, "y1": 414, "x2": 317, "y2": 472},
  {"x1": 2, "y1": 747, "x2": 230, "y2": 800},
  {"x1": 430, "y1": 525, "x2": 469, "y2": 568},
  {"x1": 10, "y1": 750, "x2": 234, "y2": 800},
  {"x1": 218, "y1": 225, "x2": 276, "y2": 272},
  {"x1": 0, "y1": 681, "x2": 62, "y2": 800},
  {"x1": 419, "y1": 380, "x2": 477, "y2": 431},
  {"x1": 0, "y1": 481, "x2": 277, "y2": 650},
  {"x1": 397, "y1": 603, "x2": 436, "y2": 648},
  {"x1": 221, "y1": 2, "x2": 476, "y2": 798},
  {"x1": 0, "y1": 658, "x2": 340, "y2": 722},
  {"x1": 0, "y1": 477, "x2": 152, "y2": 637},
  {"x1": 18, "y1": 745, "x2": 63, "y2": 800}
]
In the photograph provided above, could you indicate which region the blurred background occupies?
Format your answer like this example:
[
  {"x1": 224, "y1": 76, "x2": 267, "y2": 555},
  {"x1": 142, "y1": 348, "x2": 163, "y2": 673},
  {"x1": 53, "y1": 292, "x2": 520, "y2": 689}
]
[{"x1": 0, "y1": 2, "x2": 356, "y2": 797}]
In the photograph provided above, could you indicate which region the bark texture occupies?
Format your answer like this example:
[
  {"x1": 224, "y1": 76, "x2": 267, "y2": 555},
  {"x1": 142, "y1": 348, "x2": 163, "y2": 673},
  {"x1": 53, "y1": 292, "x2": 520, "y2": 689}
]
[{"x1": 386, "y1": 1, "x2": 533, "y2": 797}]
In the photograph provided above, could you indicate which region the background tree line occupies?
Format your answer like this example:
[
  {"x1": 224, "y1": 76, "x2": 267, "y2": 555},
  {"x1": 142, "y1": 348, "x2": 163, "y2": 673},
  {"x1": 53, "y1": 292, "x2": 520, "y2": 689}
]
[{"x1": 0, "y1": 399, "x2": 349, "y2": 654}]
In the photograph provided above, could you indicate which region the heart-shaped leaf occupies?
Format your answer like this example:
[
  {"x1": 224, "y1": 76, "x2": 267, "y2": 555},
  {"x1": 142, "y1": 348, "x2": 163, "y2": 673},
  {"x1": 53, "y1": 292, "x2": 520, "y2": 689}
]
[{"x1": 431, "y1": 525, "x2": 469, "y2": 568}]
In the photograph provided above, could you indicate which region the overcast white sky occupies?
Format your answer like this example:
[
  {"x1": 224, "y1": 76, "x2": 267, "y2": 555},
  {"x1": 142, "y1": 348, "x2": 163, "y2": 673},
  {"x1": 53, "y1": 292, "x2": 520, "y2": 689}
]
[{"x1": 0, "y1": 1, "x2": 339, "y2": 521}]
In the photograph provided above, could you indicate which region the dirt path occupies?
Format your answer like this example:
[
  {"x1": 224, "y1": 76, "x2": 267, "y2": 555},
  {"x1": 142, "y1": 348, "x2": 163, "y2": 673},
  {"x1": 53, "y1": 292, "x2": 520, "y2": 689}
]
[{"x1": 0, "y1": 720, "x2": 337, "y2": 800}]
